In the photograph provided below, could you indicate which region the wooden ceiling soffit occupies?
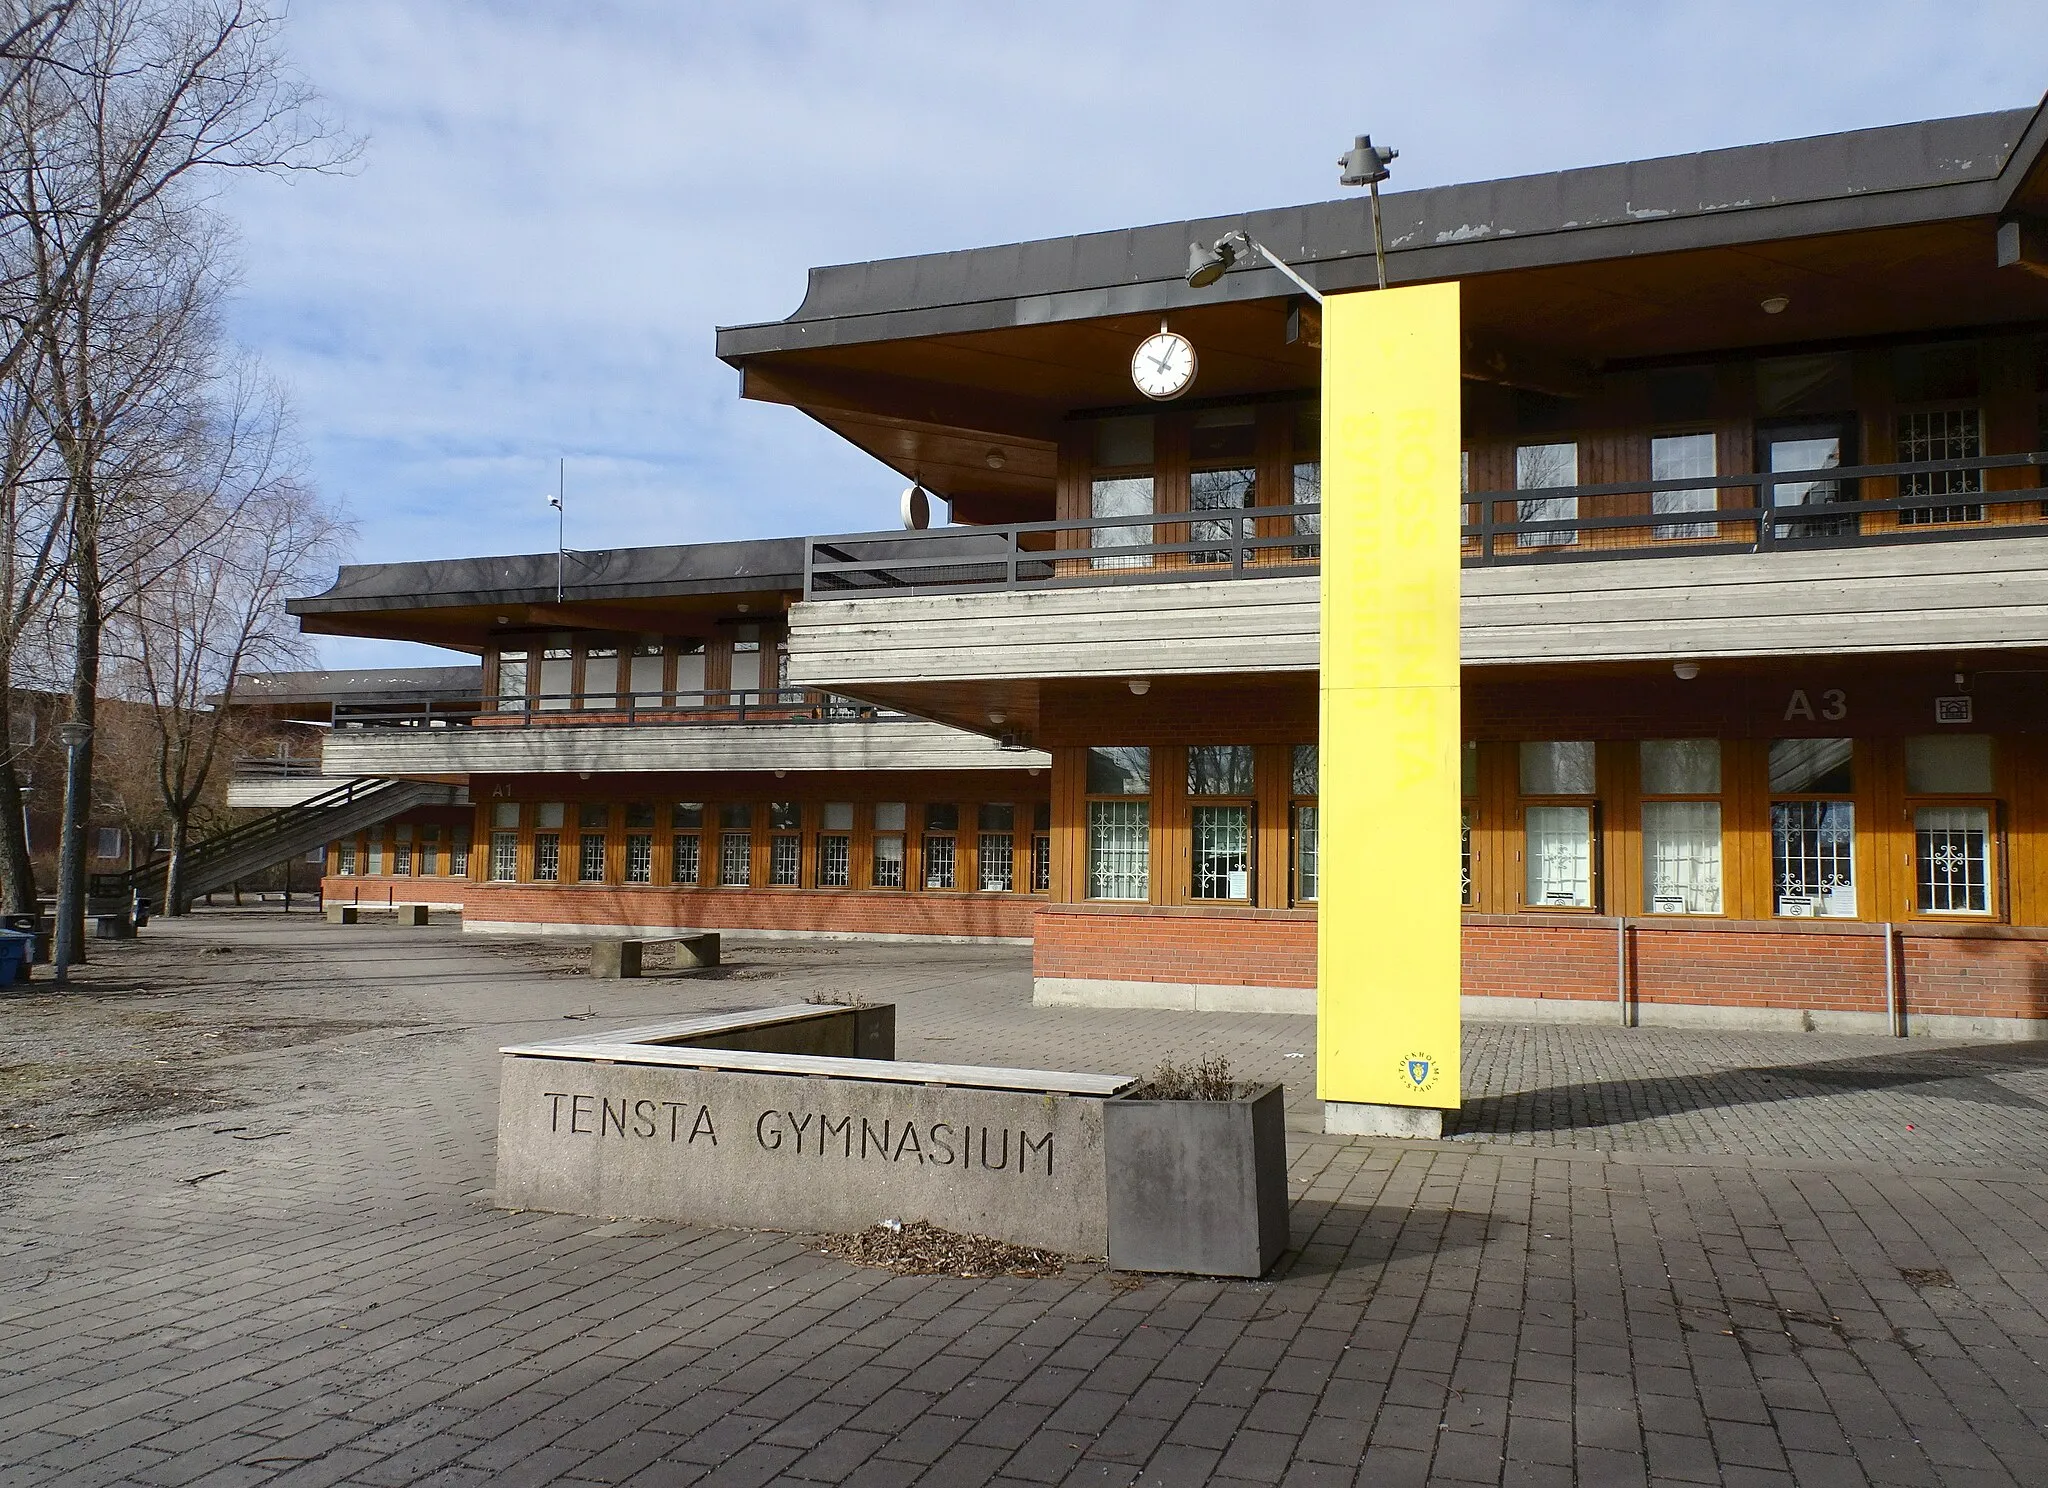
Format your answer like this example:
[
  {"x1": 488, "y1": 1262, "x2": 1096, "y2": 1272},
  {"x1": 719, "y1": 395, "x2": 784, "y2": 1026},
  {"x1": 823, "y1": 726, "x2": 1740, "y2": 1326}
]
[
  {"x1": 1459, "y1": 332, "x2": 1600, "y2": 399},
  {"x1": 742, "y1": 362, "x2": 1062, "y2": 444}
]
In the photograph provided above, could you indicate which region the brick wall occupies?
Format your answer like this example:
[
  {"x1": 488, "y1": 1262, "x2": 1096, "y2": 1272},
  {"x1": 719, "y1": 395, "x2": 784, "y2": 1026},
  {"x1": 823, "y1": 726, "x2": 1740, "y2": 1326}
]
[
  {"x1": 322, "y1": 876, "x2": 1036, "y2": 939},
  {"x1": 1038, "y1": 905, "x2": 2048, "y2": 1023}
]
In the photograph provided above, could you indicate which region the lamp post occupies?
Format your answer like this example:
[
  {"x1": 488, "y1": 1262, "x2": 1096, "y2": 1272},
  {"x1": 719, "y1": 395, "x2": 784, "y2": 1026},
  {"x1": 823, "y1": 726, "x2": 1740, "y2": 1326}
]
[
  {"x1": 1337, "y1": 135, "x2": 1398, "y2": 290},
  {"x1": 1185, "y1": 134, "x2": 1397, "y2": 303},
  {"x1": 52, "y1": 719, "x2": 91, "y2": 984}
]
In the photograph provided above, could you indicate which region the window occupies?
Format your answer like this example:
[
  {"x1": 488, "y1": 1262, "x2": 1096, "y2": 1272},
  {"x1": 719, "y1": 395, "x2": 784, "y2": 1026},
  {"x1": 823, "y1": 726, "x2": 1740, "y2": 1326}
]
[
  {"x1": 624, "y1": 804, "x2": 654, "y2": 884},
  {"x1": 1091, "y1": 416, "x2": 1153, "y2": 569},
  {"x1": 1770, "y1": 738, "x2": 1855, "y2": 917},
  {"x1": 872, "y1": 802, "x2": 906, "y2": 888},
  {"x1": 489, "y1": 831, "x2": 517, "y2": 882},
  {"x1": 718, "y1": 803, "x2": 752, "y2": 886},
  {"x1": 1292, "y1": 744, "x2": 1319, "y2": 905},
  {"x1": 769, "y1": 802, "x2": 801, "y2": 887},
  {"x1": 1459, "y1": 741, "x2": 1476, "y2": 907},
  {"x1": 93, "y1": 827, "x2": 123, "y2": 860},
  {"x1": 581, "y1": 646, "x2": 620, "y2": 709},
  {"x1": 1906, "y1": 735, "x2": 1996, "y2": 916},
  {"x1": 537, "y1": 646, "x2": 573, "y2": 710},
  {"x1": 629, "y1": 641, "x2": 665, "y2": 707},
  {"x1": 818, "y1": 802, "x2": 853, "y2": 888},
  {"x1": 1031, "y1": 802, "x2": 1051, "y2": 893},
  {"x1": 1897, "y1": 408, "x2": 1982, "y2": 525},
  {"x1": 419, "y1": 825, "x2": 440, "y2": 876},
  {"x1": 1522, "y1": 741, "x2": 1595, "y2": 908},
  {"x1": 1189, "y1": 407, "x2": 1256, "y2": 565},
  {"x1": 672, "y1": 802, "x2": 703, "y2": 886},
  {"x1": 534, "y1": 802, "x2": 564, "y2": 883},
  {"x1": 497, "y1": 650, "x2": 529, "y2": 711},
  {"x1": 392, "y1": 824, "x2": 413, "y2": 877},
  {"x1": 1086, "y1": 747, "x2": 1150, "y2": 900},
  {"x1": 576, "y1": 803, "x2": 609, "y2": 882},
  {"x1": 977, "y1": 804, "x2": 1014, "y2": 892},
  {"x1": 1516, "y1": 442, "x2": 1578, "y2": 548},
  {"x1": 366, "y1": 838, "x2": 383, "y2": 875},
  {"x1": 1292, "y1": 403, "x2": 1320, "y2": 559},
  {"x1": 923, "y1": 804, "x2": 958, "y2": 889},
  {"x1": 729, "y1": 626, "x2": 762, "y2": 697},
  {"x1": 450, "y1": 827, "x2": 470, "y2": 878},
  {"x1": 1651, "y1": 432, "x2": 1717, "y2": 540},
  {"x1": 1640, "y1": 740, "x2": 1721, "y2": 915},
  {"x1": 1188, "y1": 746, "x2": 1253, "y2": 901},
  {"x1": 338, "y1": 839, "x2": 356, "y2": 875},
  {"x1": 674, "y1": 640, "x2": 707, "y2": 704}
]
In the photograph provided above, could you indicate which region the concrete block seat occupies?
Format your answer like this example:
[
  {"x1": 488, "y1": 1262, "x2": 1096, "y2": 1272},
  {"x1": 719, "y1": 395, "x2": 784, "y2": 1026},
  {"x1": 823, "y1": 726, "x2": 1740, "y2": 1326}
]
[
  {"x1": 590, "y1": 932, "x2": 719, "y2": 979},
  {"x1": 494, "y1": 1004, "x2": 1287, "y2": 1275}
]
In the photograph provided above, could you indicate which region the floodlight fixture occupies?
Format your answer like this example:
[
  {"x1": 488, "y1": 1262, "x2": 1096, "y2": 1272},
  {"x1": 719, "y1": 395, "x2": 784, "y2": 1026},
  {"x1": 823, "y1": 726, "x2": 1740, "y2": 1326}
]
[{"x1": 1183, "y1": 230, "x2": 1324, "y2": 304}]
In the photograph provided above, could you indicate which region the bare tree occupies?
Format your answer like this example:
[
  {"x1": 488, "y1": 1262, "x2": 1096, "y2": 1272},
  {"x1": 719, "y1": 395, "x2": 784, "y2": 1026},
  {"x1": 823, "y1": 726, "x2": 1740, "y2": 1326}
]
[
  {"x1": 111, "y1": 367, "x2": 343, "y2": 912},
  {"x1": 0, "y1": 0, "x2": 352, "y2": 957}
]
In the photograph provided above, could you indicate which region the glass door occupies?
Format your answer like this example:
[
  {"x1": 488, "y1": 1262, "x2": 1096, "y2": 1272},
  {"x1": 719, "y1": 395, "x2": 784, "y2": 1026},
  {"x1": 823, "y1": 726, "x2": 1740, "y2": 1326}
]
[{"x1": 1758, "y1": 417, "x2": 1857, "y2": 540}]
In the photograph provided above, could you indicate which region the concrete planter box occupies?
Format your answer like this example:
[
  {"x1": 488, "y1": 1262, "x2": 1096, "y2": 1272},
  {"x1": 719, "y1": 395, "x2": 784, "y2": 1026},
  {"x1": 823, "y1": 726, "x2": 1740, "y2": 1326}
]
[
  {"x1": 494, "y1": 1006, "x2": 1289, "y2": 1275},
  {"x1": 1103, "y1": 1082, "x2": 1289, "y2": 1278}
]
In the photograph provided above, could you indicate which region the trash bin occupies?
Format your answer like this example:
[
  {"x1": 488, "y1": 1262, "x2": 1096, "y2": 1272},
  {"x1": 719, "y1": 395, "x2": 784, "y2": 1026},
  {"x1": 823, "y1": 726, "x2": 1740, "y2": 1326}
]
[
  {"x1": 0, "y1": 928, "x2": 32, "y2": 985},
  {"x1": 133, "y1": 898, "x2": 151, "y2": 929},
  {"x1": 0, "y1": 913, "x2": 45, "y2": 964}
]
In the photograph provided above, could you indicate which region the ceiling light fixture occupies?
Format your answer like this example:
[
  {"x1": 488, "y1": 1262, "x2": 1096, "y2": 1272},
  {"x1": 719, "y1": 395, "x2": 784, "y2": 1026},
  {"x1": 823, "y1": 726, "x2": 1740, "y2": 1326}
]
[
  {"x1": 1760, "y1": 295, "x2": 1790, "y2": 315},
  {"x1": 1673, "y1": 661, "x2": 1701, "y2": 681},
  {"x1": 985, "y1": 449, "x2": 1006, "y2": 470},
  {"x1": 1127, "y1": 679, "x2": 1151, "y2": 696}
]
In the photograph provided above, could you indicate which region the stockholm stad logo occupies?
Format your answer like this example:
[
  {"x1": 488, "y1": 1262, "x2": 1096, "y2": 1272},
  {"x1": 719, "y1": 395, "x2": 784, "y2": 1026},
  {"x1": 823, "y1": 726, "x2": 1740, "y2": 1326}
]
[{"x1": 1401, "y1": 1053, "x2": 1439, "y2": 1095}]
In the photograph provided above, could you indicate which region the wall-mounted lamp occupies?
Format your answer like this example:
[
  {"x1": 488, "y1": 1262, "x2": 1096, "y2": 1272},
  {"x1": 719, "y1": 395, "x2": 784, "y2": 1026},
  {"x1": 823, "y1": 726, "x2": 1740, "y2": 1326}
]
[
  {"x1": 1127, "y1": 679, "x2": 1151, "y2": 696},
  {"x1": 1185, "y1": 230, "x2": 1324, "y2": 304},
  {"x1": 1673, "y1": 662, "x2": 1701, "y2": 681}
]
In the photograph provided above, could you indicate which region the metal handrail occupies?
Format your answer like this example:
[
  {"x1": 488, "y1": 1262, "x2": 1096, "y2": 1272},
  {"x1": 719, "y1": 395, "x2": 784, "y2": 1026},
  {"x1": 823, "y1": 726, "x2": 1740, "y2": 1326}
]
[
  {"x1": 230, "y1": 756, "x2": 326, "y2": 778},
  {"x1": 333, "y1": 688, "x2": 895, "y2": 730},
  {"x1": 799, "y1": 452, "x2": 2048, "y2": 595}
]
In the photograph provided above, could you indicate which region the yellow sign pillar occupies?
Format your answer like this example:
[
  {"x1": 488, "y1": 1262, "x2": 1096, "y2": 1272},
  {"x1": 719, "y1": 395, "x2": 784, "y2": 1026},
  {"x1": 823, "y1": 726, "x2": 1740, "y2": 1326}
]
[{"x1": 1317, "y1": 282, "x2": 1463, "y2": 1129}]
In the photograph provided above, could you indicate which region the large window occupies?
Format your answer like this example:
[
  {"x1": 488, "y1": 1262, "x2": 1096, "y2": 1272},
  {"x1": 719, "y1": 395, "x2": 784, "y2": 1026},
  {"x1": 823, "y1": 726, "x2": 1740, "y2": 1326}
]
[
  {"x1": 497, "y1": 650, "x2": 529, "y2": 710},
  {"x1": 337, "y1": 839, "x2": 356, "y2": 876},
  {"x1": 1460, "y1": 741, "x2": 1476, "y2": 906},
  {"x1": 769, "y1": 802, "x2": 801, "y2": 887},
  {"x1": 488, "y1": 802, "x2": 519, "y2": 882},
  {"x1": 1521, "y1": 741, "x2": 1595, "y2": 907},
  {"x1": 1640, "y1": 740, "x2": 1721, "y2": 915},
  {"x1": 1292, "y1": 404, "x2": 1320, "y2": 559},
  {"x1": 1897, "y1": 408, "x2": 1982, "y2": 525},
  {"x1": 450, "y1": 827, "x2": 470, "y2": 878},
  {"x1": 1031, "y1": 803, "x2": 1051, "y2": 893},
  {"x1": 1086, "y1": 747, "x2": 1150, "y2": 900},
  {"x1": 872, "y1": 802, "x2": 906, "y2": 888},
  {"x1": 671, "y1": 803, "x2": 703, "y2": 885},
  {"x1": 729, "y1": 626, "x2": 763, "y2": 696},
  {"x1": 577, "y1": 803, "x2": 609, "y2": 882},
  {"x1": 1091, "y1": 416, "x2": 1153, "y2": 569},
  {"x1": 977, "y1": 804, "x2": 1014, "y2": 892},
  {"x1": 629, "y1": 641, "x2": 665, "y2": 707},
  {"x1": 1291, "y1": 744, "x2": 1318, "y2": 905},
  {"x1": 1188, "y1": 745, "x2": 1253, "y2": 901},
  {"x1": 1770, "y1": 739, "x2": 1855, "y2": 917},
  {"x1": 623, "y1": 803, "x2": 655, "y2": 885},
  {"x1": 582, "y1": 645, "x2": 620, "y2": 709},
  {"x1": 1651, "y1": 432, "x2": 1717, "y2": 541},
  {"x1": 1907, "y1": 736, "x2": 1996, "y2": 915},
  {"x1": 533, "y1": 802, "x2": 564, "y2": 882},
  {"x1": 1515, "y1": 442, "x2": 1578, "y2": 549},
  {"x1": 392, "y1": 825, "x2": 413, "y2": 877},
  {"x1": 537, "y1": 646, "x2": 573, "y2": 710},
  {"x1": 1189, "y1": 407, "x2": 1256, "y2": 565},
  {"x1": 718, "y1": 803, "x2": 752, "y2": 887},
  {"x1": 818, "y1": 802, "x2": 853, "y2": 888},
  {"x1": 922, "y1": 804, "x2": 958, "y2": 890}
]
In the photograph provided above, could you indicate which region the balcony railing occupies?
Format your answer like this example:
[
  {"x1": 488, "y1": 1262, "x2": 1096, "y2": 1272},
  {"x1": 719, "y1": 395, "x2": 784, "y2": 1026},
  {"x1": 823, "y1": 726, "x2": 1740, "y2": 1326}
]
[
  {"x1": 230, "y1": 755, "x2": 326, "y2": 778},
  {"x1": 801, "y1": 451, "x2": 2048, "y2": 598},
  {"x1": 331, "y1": 689, "x2": 894, "y2": 730}
]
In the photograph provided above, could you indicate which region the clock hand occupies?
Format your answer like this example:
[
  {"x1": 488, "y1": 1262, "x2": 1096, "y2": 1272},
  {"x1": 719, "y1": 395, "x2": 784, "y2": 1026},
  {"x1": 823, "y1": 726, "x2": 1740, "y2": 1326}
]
[{"x1": 1151, "y1": 352, "x2": 1174, "y2": 374}]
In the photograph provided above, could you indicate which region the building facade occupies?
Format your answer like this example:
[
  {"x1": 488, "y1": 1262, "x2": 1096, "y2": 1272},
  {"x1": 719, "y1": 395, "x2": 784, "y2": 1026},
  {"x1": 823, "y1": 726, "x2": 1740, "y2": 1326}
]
[{"x1": 298, "y1": 96, "x2": 2048, "y2": 1036}]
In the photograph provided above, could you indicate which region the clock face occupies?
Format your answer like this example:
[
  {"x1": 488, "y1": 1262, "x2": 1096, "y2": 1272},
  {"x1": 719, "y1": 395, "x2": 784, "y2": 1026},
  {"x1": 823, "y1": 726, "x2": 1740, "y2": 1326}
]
[{"x1": 1131, "y1": 331, "x2": 1197, "y2": 401}]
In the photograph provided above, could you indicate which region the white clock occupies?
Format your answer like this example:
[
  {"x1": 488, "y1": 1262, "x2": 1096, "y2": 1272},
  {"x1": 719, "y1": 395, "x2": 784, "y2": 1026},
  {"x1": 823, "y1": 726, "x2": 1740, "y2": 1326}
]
[{"x1": 1131, "y1": 328, "x2": 1197, "y2": 401}]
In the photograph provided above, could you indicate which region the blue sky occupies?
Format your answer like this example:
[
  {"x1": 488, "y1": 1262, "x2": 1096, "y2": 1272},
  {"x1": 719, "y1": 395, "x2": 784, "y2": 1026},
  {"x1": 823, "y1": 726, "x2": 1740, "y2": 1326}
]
[{"x1": 225, "y1": 0, "x2": 2048, "y2": 668}]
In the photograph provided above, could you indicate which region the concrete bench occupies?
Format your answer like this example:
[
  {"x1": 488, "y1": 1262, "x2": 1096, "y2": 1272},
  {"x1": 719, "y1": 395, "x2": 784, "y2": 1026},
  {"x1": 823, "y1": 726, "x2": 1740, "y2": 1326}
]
[
  {"x1": 324, "y1": 904, "x2": 358, "y2": 925},
  {"x1": 93, "y1": 913, "x2": 135, "y2": 940},
  {"x1": 590, "y1": 932, "x2": 719, "y2": 979},
  {"x1": 326, "y1": 903, "x2": 430, "y2": 926}
]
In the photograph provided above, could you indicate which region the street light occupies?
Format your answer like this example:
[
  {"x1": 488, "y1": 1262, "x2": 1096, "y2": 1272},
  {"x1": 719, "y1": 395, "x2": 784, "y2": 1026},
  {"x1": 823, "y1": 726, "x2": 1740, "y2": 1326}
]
[
  {"x1": 1337, "y1": 134, "x2": 1398, "y2": 290},
  {"x1": 52, "y1": 719, "x2": 91, "y2": 985}
]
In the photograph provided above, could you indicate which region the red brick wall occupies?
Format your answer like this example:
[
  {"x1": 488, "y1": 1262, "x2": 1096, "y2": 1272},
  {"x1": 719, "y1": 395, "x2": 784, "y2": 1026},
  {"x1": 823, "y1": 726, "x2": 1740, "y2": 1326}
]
[
  {"x1": 322, "y1": 876, "x2": 1036, "y2": 939},
  {"x1": 1037, "y1": 905, "x2": 2048, "y2": 1023}
]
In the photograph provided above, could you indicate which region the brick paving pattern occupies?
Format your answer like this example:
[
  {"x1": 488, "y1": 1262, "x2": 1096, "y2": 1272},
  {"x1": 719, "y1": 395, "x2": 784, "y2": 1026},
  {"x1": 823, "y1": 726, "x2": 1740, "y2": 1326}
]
[{"x1": 2, "y1": 916, "x2": 2045, "y2": 1486}]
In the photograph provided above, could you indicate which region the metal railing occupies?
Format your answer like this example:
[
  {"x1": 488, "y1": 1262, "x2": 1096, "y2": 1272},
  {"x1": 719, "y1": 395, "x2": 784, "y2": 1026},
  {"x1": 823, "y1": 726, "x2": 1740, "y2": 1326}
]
[
  {"x1": 805, "y1": 504, "x2": 1323, "y2": 598},
  {"x1": 800, "y1": 452, "x2": 2048, "y2": 597},
  {"x1": 230, "y1": 755, "x2": 325, "y2": 778},
  {"x1": 332, "y1": 689, "x2": 894, "y2": 730}
]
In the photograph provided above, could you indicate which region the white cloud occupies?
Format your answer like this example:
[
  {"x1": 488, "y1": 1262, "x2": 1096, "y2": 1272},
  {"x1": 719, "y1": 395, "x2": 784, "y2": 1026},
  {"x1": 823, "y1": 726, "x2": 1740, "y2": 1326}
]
[{"x1": 219, "y1": 0, "x2": 2048, "y2": 666}]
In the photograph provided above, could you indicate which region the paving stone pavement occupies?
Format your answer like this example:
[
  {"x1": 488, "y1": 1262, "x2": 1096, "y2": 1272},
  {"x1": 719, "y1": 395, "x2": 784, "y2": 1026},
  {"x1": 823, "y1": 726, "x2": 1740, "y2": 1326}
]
[{"x1": 2, "y1": 914, "x2": 2046, "y2": 1487}]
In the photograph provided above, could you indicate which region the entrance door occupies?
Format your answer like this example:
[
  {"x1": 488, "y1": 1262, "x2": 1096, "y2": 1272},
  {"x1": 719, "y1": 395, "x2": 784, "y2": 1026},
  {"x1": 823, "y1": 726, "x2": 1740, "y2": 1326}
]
[{"x1": 1757, "y1": 417, "x2": 1858, "y2": 541}]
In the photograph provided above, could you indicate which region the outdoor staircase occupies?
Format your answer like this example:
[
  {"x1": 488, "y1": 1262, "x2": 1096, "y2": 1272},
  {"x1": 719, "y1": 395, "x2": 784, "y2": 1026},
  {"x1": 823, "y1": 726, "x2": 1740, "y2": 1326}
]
[{"x1": 94, "y1": 777, "x2": 460, "y2": 911}]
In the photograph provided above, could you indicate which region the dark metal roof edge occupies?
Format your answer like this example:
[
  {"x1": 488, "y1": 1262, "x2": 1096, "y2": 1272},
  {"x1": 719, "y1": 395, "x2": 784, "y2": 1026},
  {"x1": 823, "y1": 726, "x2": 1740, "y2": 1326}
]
[
  {"x1": 716, "y1": 105, "x2": 2037, "y2": 364},
  {"x1": 1994, "y1": 92, "x2": 2048, "y2": 213},
  {"x1": 288, "y1": 572, "x2": 803, "y2": 618}
]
